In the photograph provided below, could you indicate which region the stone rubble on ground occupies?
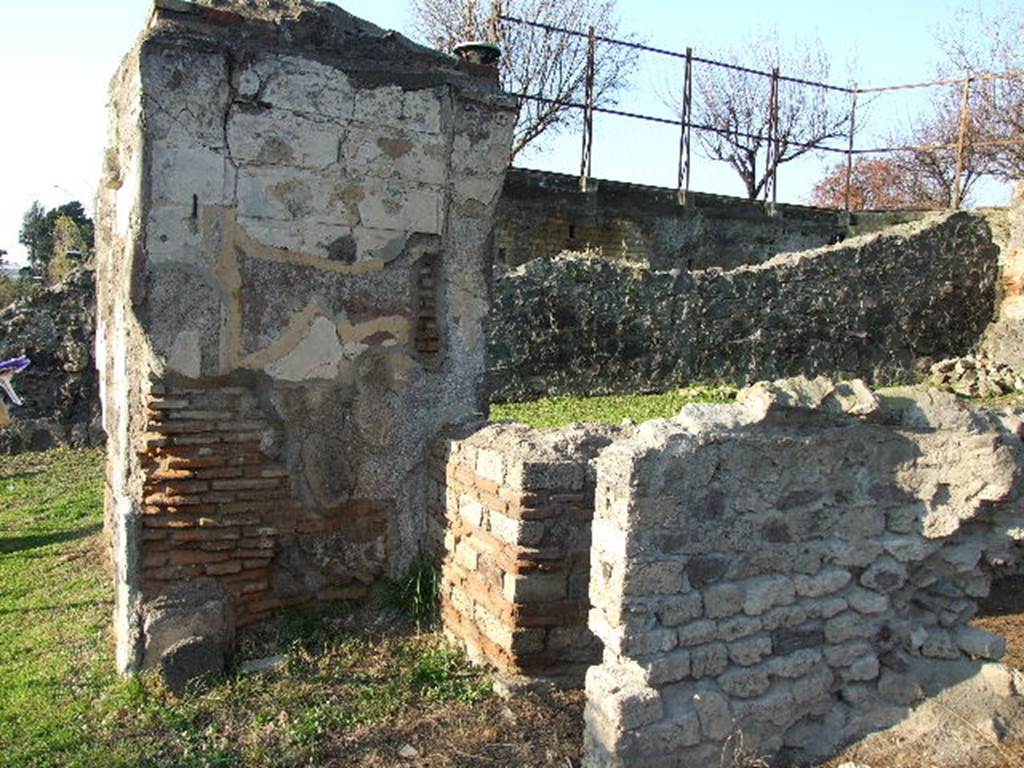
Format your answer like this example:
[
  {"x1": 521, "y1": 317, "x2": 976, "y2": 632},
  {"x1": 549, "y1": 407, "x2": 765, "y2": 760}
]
[{"x1": 929, "y1": 355, "x2": 1024, "y2": 398}]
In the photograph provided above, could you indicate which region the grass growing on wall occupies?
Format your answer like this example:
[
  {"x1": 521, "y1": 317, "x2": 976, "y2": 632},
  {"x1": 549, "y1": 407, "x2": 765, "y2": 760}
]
[{"x1": 489, "y1": 384, "x2": 738, "y2": 429}]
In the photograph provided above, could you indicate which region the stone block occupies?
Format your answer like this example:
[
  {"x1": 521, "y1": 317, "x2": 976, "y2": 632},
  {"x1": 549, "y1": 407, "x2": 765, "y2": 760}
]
[
  {"x1": 954, "y1": 625, "x2": 1006, "y2": 660},
  {"x1": 842, "y1": 654, "x2": 880, "y2": 682},
  {"x1": 704, "y1": 582, "x2": 745, "y2": 619},
  {"x1": 503, "y1": 572, "x2": 567, "y2": 604},
  {"x1": 742, "y1": 575, "x2": 796, "y2": 615},
  {"x1": 624, "y1": 560, "x2": 686, "y2": 596},
  {"x1": 159, "y1": 635, "x2": 224, "y2": 695},
  {"x1": 690, "y1": 643, "x2": 729, "y2": 679},
  {"x1": 728, "y1": 634, "x2": 772, "y2": 666},
  {"x1": 656, "y1": 592, "x2": 703, "y2": 627},
  {"x1": 794, "y1": 568, "x2": 851, "y2": 598},
  {"x1": 847, "y1": 588, "x2": 889, "y2": 615},
  {"x1": 824, "y1": 613, "x2": 871, "y2": 644},
  {"x1": 678, "y1": 619, "x2": 717, "y2": 647},
  {"x1": 766, "y1": 648, "x2": 822, "y2": 679},
  {"x1": 693, "y1": 687, "x2": 733, "y2": 741}
]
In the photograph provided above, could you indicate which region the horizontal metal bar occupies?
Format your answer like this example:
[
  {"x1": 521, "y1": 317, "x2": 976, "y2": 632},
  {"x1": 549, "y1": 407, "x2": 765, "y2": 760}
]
[
  {"x1": 498, "y1": 14, "x2": 854, "y2": 93},
  {"x1": 498, "y1": 15, "x2": 1024, "y2": 96},
  {"x1": 510, "y1": 92, "x2": 852, "y2": 154}
]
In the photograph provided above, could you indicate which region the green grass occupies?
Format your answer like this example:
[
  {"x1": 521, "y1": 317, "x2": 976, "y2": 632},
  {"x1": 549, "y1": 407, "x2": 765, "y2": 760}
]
[
  {"x1": 0, "y1": 447, "x2": 491, "y2": 768},
  {"x1": 489, "y1": 384, "x2": 738, "y2": 429}
]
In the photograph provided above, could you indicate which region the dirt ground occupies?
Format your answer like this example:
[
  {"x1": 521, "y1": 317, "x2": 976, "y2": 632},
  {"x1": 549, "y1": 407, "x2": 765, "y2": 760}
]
[{"x1": 337, "y1": 575, "x2": 1024, "y2": 768}]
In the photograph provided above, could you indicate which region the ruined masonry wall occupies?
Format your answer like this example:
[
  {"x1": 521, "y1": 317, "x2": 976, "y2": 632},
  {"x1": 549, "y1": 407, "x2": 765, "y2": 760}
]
[
  {"x1": 583, "y1": 385, "x2": 1024, "y2": 767},
  {"x1": 432, "y1": 423, "x2": 624, "y2": 682},
  {"x1": 494, "y1": 169, "x2": 930, "y2": 271},
  {"x1": 489, "y1": 212, "x2": 999, "y2": 403},
  {"x1": 96, "y1": 0, "x2": 515, "y2": 673}
]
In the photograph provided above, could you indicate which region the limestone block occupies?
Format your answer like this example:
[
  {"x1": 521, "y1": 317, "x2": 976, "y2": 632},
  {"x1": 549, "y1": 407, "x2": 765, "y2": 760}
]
[
  {"x1": 690, "y1": 643, "x2": 729, "y2": 679},
  {"x1": 921, "y1": 629, "x2": 961, "y2": 660},
  {"x1": 825, "y1": 613, "x2": 872, "y2": 644},
  {"x1": 693, "y1": 688, "x2": 733, "y2": 741},
  {"x1": 639, "y1": 649, "x2": 691, "y2": 686},
  {"x1": 842, "y1": 654, "x2": 880, "y2": 682},
  {"x1": 704, "y1": 582, "x2": 745, "y2": 619},
  {"x1": 728, "y1": 634, "x2": 772, "y2": 666},
  {"x1": 585, "y1": 663, "x2": 664, "y2": 732},
  {"x1": 954, "y1": 626, "x2": 1006, "y2": 660},
  {"x1": 824, "y1": 641, "x2": 874, "y2": 668},
  {"x1": 341, "y1": 126, "x2": 448, "y2": 186},
  {"x1": 766, "y1": 648, "x2": 822, "y2": 679},
  {"x1": 794, "y1": 568, "x2": 851, "y2": 598},
  {"x1": 249, "y1": 56, "x2": 357, "y2": 122},
  {"x1": 742, "y1": 575, "x2": 796, "y2": 615},
  {"x1": 719, "y1": 665, "x2": 771, "y2": 699},
  {"x1": 354, "y1": 85, "x2": 444, "y2": 135},
  {"x1": 502, "y1": 572, "x2": 566, "y2": 604},
  {"x1": 459, "y1": 496, "x2": 484, "y2": 527},
  {"x1": 624, "y1": 560, "x2": 686, "y2": 596},
  {"x1": 142, "y1": 46, "x2": 229, "y2": 147},
  {"x1": 150, "y1": 141, "x2": 231, "y2": 207},
  {"x1": 655, "y1": 592, "x2": 703, "y2": 627},
  {"x1": 847, "y1": 588, "x2": 889, "y2": 615},
  {"x1": 475, "y1": 448, "x2": 505, "y2": 484},
  {"x1": 859, "y1": 557, "x2": 908, "y2": 594},
  {"x1": 227, "y1": 108, "x2": 343, "y2": 169},
  {"x1": 717, "y1": 615, "x2": 762, "y2": 642},
  {"x1": 678, "y1": 620, "x2": 717, "y2": 648}
]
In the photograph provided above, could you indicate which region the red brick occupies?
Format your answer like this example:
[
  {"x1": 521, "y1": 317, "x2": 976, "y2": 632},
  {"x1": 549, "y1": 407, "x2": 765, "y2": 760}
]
[
  {"x1": 168, "y1": 550, "x2": 231, "y2": 566},
  {"x1": 205, "y1": 561, "x2": 243, "y2": 575},
  {"x1": 194, "y1": 467, "x2": 244, "y2": 480},
  {"x1": 211, "y1": 478, "x2": 281, "y2": 492}
]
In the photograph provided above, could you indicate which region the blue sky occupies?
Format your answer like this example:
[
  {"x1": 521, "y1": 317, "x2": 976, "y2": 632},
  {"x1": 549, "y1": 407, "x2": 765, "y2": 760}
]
[{"x1": 0, "y1": 0, "x2": 1008, "y2": 264}]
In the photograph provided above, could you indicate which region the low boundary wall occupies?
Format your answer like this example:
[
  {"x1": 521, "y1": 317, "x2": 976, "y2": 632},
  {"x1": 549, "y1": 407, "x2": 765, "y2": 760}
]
[
  {"x1": 489, "y1": 212, "x2": 1000, "y2": 402},
  {"x1": 437, "y1": 379, "x2": 1024, "y2": 766},
  {"x1": 432, "y1": 423, "x2": 624, "y2": 682}
]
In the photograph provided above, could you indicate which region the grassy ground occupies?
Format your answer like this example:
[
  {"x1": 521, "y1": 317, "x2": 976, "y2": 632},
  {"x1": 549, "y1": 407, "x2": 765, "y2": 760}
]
[
  {"x1": 489, "y1": 384, "x2": 737, "y2": 428},
  {"x1": 0, "y1": 447, "x2": 582, "y2": 768},
  {"x1": 4, "y1": 439, "x2": 1024, "y2": 768}
]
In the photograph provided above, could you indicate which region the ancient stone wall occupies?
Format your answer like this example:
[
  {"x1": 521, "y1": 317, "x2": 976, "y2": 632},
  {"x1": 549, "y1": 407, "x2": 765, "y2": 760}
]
[
  {"x1": 432, "y1": 423, "x2": 623, "y2": 683},
  {"x1": 494, "y1": 169, "x2": 930, "y2": 271},
  {"x1": 0, "y1": 266, "x2": 102, "y2": 452},
  {"x1": 96, "y1": 0, "x2": 515, "y2": 674},
  {"x1": 583, "y1": 380, "x2": 1024, "y2": 767},
  {"x1": 489, "y1": 212, "x2": 999, "y2": 402}
]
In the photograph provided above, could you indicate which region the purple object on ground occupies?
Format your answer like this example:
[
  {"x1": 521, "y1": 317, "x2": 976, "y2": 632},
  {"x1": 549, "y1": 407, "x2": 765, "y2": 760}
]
[{"x1": 0, "y1": 356, "x2": 31, "y2": 406}]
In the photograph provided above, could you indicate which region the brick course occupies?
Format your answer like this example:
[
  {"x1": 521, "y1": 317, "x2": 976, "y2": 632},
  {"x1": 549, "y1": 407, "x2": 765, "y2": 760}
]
[{"x1": 139, "y1": 383, "x2": 387, "y2": 627}]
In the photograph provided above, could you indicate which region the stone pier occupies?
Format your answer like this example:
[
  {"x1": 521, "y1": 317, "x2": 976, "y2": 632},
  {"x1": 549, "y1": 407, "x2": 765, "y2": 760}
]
[{"x1": 95, "y1": 0, "x2": 515, "y2": 676}]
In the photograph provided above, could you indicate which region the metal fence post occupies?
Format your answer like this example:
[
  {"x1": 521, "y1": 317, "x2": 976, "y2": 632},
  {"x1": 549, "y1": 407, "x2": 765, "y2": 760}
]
[
  {"x1": 677, "y1": 47, "x2": 693, "y2": 205},
  {"x1": 765, "y1": 67, "x2": 780, "y2": 206},
  {"x1": 579, "y1": 26, "x2": 596, "y2": 191},
  {"x1": 845, "y1": 87, "x2": 858, "y2": 212},
  {"x1": 953, "y1": 73, "x2": 973, "y2": 210}
]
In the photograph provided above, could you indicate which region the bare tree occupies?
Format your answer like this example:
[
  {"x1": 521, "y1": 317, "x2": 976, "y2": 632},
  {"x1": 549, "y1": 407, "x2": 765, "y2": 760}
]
[
  {"x1": 411, "y1": 0, "x2": 637, "y2": 160},
  {"x1": 938, "y1": 3, "x2": 1024, "y2": 181},
  {"x1": 672, "y1": 31, "x2": 850, "y2": 200}
]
